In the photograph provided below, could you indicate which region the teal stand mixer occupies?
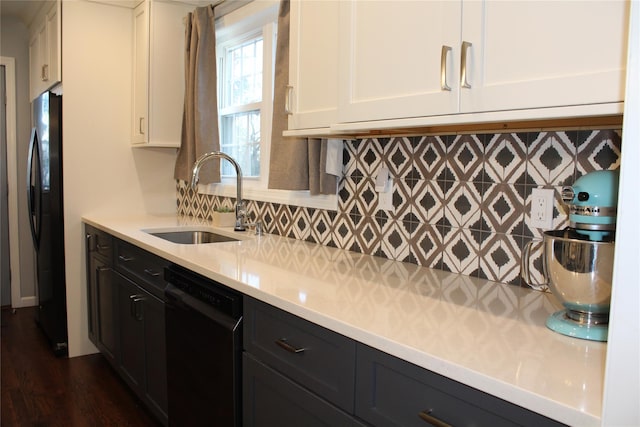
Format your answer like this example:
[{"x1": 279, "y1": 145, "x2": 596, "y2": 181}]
[{"x1": 522, "y1": 170, "x2": 619, "y2": 341}]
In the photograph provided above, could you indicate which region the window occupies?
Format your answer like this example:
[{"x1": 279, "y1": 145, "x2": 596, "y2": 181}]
[
  {"x1": 219, "y1": 36, "x2": 263, "y2": 178},
  {"x1": 202, "y1": 1, "x2": 337, "y2": 210}
]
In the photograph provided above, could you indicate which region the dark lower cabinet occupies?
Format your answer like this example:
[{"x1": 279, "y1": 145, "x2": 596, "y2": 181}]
[
  {"x1": 243, "y1": 353, "x2": 365, "y2": 427},
  {"x1": 243, "y1": 297, "x2": 362, "y2": 427},
  {"x1": 355, "y1": 344, "x2": 565, "y2": 427},
  {"x1": 115, "y1": 270, "x2": 168, "y2": 424},
  {"x1": 85, "y1": 225, "x2": 117, "y2": 365},
  {"x1": 86, "y1": 227, "x2": 566, "y2": 427},
  {"x1": 243, "y1": 297, "x2": 565, "y2": 427},
  {"x1": 95, "y1": 261, "x2": 117, "y2": 363},
  {"x1": 84, "y1": 224, "x2": 168, "y2": 426}
]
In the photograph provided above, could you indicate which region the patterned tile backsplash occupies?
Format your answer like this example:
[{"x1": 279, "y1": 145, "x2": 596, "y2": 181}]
[{"x1": 177, "y1": 129, "x2": 622, "y2": 290}]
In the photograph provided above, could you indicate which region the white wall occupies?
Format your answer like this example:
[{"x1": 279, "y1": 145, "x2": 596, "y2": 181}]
[
  {"x1": 62, "y1": 0, "x2": 177, "y2": 357},
  {"x1": 0, "y1": 16, "x2": 37, "y2": 303},
  {"x1": 601, "y1": 2, "x2": 640, "y2": 426}
]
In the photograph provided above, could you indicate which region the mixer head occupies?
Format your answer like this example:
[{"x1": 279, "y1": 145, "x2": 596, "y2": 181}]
[{"x1": 561, "y1": 170, "x2": 619, "y2": 241}]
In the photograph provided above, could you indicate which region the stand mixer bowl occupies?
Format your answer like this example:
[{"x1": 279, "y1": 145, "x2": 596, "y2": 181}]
[
  {"x1": 521, "y1": 228, "x2": 615, "y2": 341},
  {"x1": 542, "y1": 229, "x2": 614, "y2": 324}
]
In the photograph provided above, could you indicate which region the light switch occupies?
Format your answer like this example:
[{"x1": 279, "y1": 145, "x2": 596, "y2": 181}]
[{"x1": 375, "y1": 167, "x2": 390, "y2": 192}]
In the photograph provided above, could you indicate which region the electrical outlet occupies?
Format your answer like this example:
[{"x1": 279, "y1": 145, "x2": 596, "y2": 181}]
[
  {"x1": 530, "y1": 188, "x2": 554, "y2": 229},
  {"x1": 378, "y1": 179, "x2": 394, "y2": 211}
]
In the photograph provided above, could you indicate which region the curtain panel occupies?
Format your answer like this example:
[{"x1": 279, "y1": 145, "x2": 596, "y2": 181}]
[
  {"x1": 174, "y1": 5, "x2": 221, "y2": 184},
  {"x1": 268, "y1": 0, "x2": 338, "y2": 195}
]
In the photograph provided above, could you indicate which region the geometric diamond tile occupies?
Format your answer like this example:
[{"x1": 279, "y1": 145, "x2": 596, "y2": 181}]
[
  {"x1": 291, "y1": 206, "x2": 311, "y2": 240},
  {"x1": 413, "y1": 135, "x2": 447, "y2": 181},
  {"x1": 527, "y1": 131, "x2": 576, "y2": 187},
  {"x1": 409, "y1": 223, "x2": 443, "y2": 269},
  {"x1": 332, "y1": 213, "x2": 355, "y2": 251},
  {"x1": 481, "y1": 183, "x2": 524, "y2": 234},
  {"x1": 443, "y1": 181, "x2": 482, "y2": 228},
  {"x1": 174, "y1": 128, "x2": 618, "y2": 290},
  {"x1": 343, "y1": 140, "x2": 360, "y2": 178},
  {"x1": 484, "y1": 133, "x2": 527, "y2": 185},
  {"x1": 478, "y1": 233, "x2": 523, "y2": 285},
  {"x1": 383, "y1": 137, "x2": 413, "y2": 181},
  {"x1": 379, "y1": 219, "x2": 411, "y2": 262},
  {"x1": 412, "y1": 179, "x2": 445, "y2": 225},
  {"x1": 357, "y1": 177, "x2": 378, "y2": 217},
  {"x1": 576, "y1": 129, "x2": 622, "y2": 175},
  {"x1": 310, "y1": 209, "x2": 334, "y2": 246},
  {"x1": 355, "y1": 216, "x2": 381, "y2": 256},
  {"x1": 358, "y1": 138, "x2": 384, "y2": 177},
  {"x1": 441, "y1": 227, "x2": 480, "y2": 276},
  {"x1": 447, "y1": 134, "x2": 484, "y2": 182}
]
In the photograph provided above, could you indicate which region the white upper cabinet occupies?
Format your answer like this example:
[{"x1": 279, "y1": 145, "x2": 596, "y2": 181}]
[
  {"x1": 29, "y1": 1, "x2": 61, "y2": 100},
  {"x1": 132, "y1": 0, "x2": 193, "y2": 147},
  {"x1": 338, "y1": 0, "x2": 462, "y2": 124},
  {"x1": 460, "y1": 1, "x2": 628, "y2": 114},
  {"x1": 286, "y1": 0, "x2": 340, "y2": 133},
  {"x1": 336, "y1": 0, "x2": 628, "y2": 131}
]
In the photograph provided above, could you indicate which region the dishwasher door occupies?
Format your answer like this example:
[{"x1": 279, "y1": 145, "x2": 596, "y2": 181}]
[{"x1": 165, "y1": 266, "x2": 242, "y2": 427}]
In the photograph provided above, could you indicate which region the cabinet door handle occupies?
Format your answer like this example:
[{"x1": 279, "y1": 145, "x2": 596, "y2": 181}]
[
  {"x1": 144, "y1": 268, "x2": 160, "y2": 278},
  {"x1": 460, "y1": 41, "x2": 472, "y2": 89},
  {"x1": 118, "y1": 255, "x2": 134, "y2": 262},
  {"x1": 86, "y1": 233, "x2": 94, "y2": 251},
  {"x1": 96, "y1": 266, "x2": 110, "y2": 286},
  {"x1": 130, "y1": 294, "x2": 145, "y2": 321},
  {"x1": 418, "y1": 410, "x2": 452, "y2": 427},
  {"x1": 275, "y1": 338, "x2": 305, "y2": 354},
  {"x1": 96, "y1": 243, "x2": 110, "y2": 252},
  {"x1": 41, "y1": 64, "x2": 49, "y2": 81},
  {"x1": 134, "y1": 297, "x2": 145, "y2": 321},
  {"x1": 440, "y1": 45, "x2": 452, "y2": 91},
  {"x1": 139, "y1": 117, "x2": 145, "y2": 135},
  {"x1": 284, "y1": 85, "x2": 293, "y2": 115}
]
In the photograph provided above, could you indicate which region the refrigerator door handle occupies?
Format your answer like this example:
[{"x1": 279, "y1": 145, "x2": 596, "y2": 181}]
[{"x1": 27, "y1": 128, "x2": 42, "y2": 249}]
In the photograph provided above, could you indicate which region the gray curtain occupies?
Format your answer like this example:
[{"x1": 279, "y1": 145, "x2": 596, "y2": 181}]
[
  {"x1": 174, "y1": 5, "x2": 221, "y2": 184},
  {"x1": 268, "y1": 0, "x2": 337, "y2": 195}
]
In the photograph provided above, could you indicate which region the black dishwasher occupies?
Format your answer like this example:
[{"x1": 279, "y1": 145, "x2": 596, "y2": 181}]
[{"x1": 164, "y1": 265, "x2": 242, "y2": 427}]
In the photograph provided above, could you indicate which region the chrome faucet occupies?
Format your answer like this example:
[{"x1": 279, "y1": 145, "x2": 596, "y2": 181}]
[{"x1": 190, "y1": 151, "x2": 246, "y2": 231}]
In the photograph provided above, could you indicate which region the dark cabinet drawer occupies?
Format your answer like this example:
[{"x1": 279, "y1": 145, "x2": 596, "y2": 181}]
[
  {"x1": 244, "y1": 297, "x2": 356, "y2": 412},
  {"x1": 243, "y1": 353, "x2": 365, "y2": 427},
  {"x1": 355, "y1": 344, "x2": 564, "y2": 427},
  {"x1": 86, "y1": 224, "x2": 113, "y2": 261},
  {"x1": 114, "y1": 239, "x2": 169, "y2": 299}
]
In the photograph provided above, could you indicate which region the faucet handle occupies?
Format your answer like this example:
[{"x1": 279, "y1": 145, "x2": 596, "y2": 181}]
[
  {"x1": 254, "y1": 220, "x2": 264, "y2": 236},
  {"x1": 245, "y1": 220, "x2": 264, "y2": 236}
]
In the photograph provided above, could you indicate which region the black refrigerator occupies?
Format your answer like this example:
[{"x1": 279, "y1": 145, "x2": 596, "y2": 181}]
[{"x1": 27, "y1": 91, "x2": 68, "y2": 356}]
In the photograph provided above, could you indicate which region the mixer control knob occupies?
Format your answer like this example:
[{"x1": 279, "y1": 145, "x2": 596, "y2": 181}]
[
  {"x1": 578, "y1": 192, "x2": 590, "y2": 202},
  {"x1": 561, "y1": 186, "x2": 575, "y2": 202}
]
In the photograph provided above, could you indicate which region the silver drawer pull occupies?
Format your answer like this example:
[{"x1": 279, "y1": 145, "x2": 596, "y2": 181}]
[
  {"x1": 440, "y1": 45, "x2": 452, "y2": 91},
  {"x1": 96, "y1": 243, "x2": 110, "y2": 251},
  {"x1": 118, "y1": 255, "x2": 134, "y2": 262},
  {"x1": 460, "y1": 40, "x2": 472, "y2": 89},
  {"x1": 418, "y1": 410, "x2": 452, "y2": 427},
  {"x1": 144, "y1": 268, "x2": 160, "y2": 278},
  {"x1": 275, "y1": 338, "x2": 305, "y2": 354},
  {"x1": 284, "y1": 86, "x2": 293, "y2": 115},
  {"x1": 130, "y1": 294, "x2": 145, "y2": 321}
]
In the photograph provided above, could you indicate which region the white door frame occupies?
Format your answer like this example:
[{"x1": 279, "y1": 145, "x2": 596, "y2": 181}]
[{"x1": 1, "y1": 56, "x2": 33, "y2": 308}]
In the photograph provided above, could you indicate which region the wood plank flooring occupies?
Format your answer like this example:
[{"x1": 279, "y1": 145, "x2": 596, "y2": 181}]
[{"x1": 1, "y1": 306, "x2": 160, "y2": 427}]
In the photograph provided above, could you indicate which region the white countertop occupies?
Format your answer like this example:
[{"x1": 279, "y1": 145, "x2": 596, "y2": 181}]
[{"x1": 83, "y1": 213, "x2": 606, "y2": 427}]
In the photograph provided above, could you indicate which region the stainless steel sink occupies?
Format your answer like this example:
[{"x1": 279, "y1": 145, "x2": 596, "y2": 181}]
[{"x1": 148, "y1": 230, "x2": 239, "y2": 244}]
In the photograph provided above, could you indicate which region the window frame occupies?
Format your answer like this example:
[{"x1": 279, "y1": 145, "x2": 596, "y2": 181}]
[{"x1": 196, "y1": 0, "x2": 338, "y2": 211}]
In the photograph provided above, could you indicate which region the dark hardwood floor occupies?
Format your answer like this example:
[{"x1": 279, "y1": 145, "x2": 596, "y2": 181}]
[{"x1": 1, "y1": 306, "x2": 160, "y2": 427}]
